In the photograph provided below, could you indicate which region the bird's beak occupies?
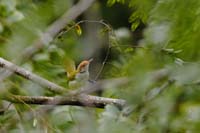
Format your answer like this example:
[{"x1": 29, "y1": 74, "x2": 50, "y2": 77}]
[{"x1": 88, "y1": 58, "x2": 93, "y2": 63}]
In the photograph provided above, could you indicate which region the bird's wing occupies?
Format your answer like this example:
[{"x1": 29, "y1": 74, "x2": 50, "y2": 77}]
[{"x1": 63, "y1": 57, "x2": 76, "y2": 80}]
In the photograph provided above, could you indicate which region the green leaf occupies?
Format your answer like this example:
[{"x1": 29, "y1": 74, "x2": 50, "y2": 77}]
[
  {"x1": 107, "y1": 0, "x2": 125, "y2": 6},
  {"x1": 124, "y1": 47, "x2": 134, "y2": 53},
  {"x1": 131, "y1": 20, "x2": 140, "y2": 31}
]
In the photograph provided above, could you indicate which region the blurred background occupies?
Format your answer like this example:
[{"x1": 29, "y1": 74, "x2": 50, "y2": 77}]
[{"x1": 1, "y1": 0, "x2": 200, "y2": 132}]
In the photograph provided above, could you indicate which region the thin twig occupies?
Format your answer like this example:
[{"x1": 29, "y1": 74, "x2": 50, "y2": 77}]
[
  {"x1": 56, "y1": 20, "x2": 112, "y2": 39},
  {"x1": 144, "y1": 79, "x2": 175, "y2": 101},
  {"x1": 122, "y1": 79, "x2": 175, "y2": 116},
  {"x1": 22, "y1": 0, "x2": 96, "y2": 60}
]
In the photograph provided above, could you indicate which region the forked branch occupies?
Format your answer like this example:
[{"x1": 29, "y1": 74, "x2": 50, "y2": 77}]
[{"x1": 0, "y1": 57, "x2": 126, "y2": 109}]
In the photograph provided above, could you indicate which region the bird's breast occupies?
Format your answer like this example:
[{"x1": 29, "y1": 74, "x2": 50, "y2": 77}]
[
  {"x1": 75, "y1": 71, "x2": 89, "y2": 82},
  {"x1": 68, "y1": 71, "x2": 89, "y2": 89}
]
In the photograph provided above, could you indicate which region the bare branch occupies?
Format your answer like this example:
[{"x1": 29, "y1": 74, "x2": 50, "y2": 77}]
[
  {"x1": 3, "y1": 94, "x2": 126, "y2": 109},
  {"x1": 0, "y1": 58, "x2": 65, "y2": 94}
]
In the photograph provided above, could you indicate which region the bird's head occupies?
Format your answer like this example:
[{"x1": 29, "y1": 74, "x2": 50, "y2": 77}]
[{"x1": 77, "y1": 59, "x2": 93, "y2": 73}]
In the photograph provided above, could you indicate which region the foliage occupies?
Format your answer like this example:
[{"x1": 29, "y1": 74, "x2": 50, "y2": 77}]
[
  {"x1": 107, "y1": 0, "x2": 125, "y2": 6},
  {"x1": 0, "y1": 0, "x2": 200, "y2": 132}
]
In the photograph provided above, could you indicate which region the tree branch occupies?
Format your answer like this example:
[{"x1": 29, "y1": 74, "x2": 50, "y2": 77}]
[
  {"x1": 3, "y1": 94, "x2": 126, "y2": 109},
  {"x1": 0, "y1": 57, "x2": 65, "y2": 94}
]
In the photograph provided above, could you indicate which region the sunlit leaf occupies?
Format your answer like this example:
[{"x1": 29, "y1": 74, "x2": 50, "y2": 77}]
[
  {"x1": 124, "y1": 47, "x2": 134, "y2": 53},
  {"x1": 131, "y1": 21, "x2": 140, "y2": 31},
  {"x1": 107, "y1": 0, "x2": 125, "y2": 6}
]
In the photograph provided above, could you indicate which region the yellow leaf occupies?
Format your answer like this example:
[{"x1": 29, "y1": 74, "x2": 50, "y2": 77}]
[{"x1": 75, "y1": 24, "x2": 82, "y2": 36}]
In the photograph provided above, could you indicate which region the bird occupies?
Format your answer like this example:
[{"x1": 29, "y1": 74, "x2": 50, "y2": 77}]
[{"x1": 64, "y1": 57, "x2": 93, "y2": 89}]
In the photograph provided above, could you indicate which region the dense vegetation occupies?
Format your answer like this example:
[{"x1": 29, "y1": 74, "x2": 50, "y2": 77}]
[{"x1": 1, "y1": 0, "x2": 200, "y2": 132}]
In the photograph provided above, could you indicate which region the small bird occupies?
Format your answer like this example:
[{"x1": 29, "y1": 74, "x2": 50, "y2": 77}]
[{"x1": 64, "y1": 58, "x2": 93, "y2": 89}]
